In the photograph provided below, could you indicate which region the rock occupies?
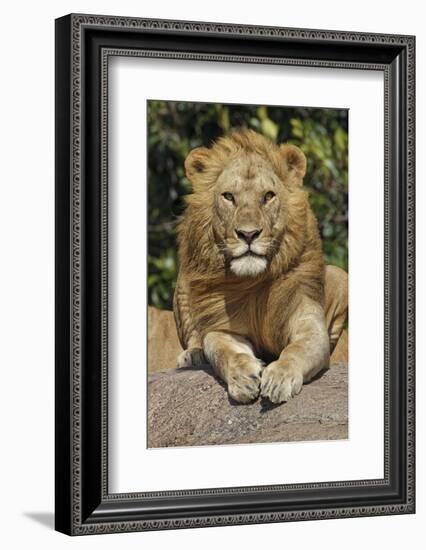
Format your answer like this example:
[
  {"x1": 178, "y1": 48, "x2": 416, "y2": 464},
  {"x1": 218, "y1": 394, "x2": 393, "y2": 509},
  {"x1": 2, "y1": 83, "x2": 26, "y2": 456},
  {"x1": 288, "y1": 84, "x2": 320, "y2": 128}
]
[{"x1": 148, "y1": 362, "x2": 348, "y2": 448}]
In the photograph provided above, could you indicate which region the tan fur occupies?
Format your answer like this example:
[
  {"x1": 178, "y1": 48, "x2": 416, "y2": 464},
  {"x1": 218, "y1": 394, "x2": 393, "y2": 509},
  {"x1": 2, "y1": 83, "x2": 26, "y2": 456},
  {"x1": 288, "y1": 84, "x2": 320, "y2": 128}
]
[
  {"x1": 147, "y1": 305, "x2": 348, "y2": 374},
  {"x1": 148, "y1": 306, "x2": 183, "y2": 373},
  {"x1": 173, "y1": 129, "x2": 348, "y2": 404}
]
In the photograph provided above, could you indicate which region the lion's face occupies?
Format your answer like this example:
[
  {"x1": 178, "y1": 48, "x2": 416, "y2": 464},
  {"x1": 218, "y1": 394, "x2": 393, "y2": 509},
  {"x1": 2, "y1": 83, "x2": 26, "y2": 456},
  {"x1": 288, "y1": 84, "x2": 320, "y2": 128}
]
[
  {"x1": 182, "y1": 130, "x2": 308, "y2": 278},
  {"x1": 212, "y1": 154, "x2": 288, "y2": 277}
]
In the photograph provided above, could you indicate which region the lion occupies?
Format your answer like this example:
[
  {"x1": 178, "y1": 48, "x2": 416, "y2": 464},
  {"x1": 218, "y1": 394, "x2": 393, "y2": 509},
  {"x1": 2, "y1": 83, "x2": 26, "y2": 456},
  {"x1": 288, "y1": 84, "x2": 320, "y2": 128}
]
[{"x1": 173, "y1": 129, "x2": 348, "y2": 404}]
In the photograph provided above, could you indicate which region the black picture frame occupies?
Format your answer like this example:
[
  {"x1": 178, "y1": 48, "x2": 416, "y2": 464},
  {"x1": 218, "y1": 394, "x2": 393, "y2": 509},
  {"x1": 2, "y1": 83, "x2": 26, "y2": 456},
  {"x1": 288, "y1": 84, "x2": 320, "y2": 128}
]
[{"x1": 55, "y1": 13, "x2": 415, "y2": 535}]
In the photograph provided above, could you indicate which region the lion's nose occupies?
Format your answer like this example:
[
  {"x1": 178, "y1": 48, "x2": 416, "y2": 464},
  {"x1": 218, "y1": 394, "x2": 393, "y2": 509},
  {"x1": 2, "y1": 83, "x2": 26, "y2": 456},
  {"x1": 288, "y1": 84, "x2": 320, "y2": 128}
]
[{"x1": 236, "y1": 228, "x2": 262, "y2": 245}]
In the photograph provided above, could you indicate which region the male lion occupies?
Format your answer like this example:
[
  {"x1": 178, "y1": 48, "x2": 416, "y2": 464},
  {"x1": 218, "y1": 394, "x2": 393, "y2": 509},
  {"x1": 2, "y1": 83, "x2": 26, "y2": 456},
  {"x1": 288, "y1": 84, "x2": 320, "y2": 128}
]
[{"x1": 173, "y1": 129, "x2": 348, "y2": 404}]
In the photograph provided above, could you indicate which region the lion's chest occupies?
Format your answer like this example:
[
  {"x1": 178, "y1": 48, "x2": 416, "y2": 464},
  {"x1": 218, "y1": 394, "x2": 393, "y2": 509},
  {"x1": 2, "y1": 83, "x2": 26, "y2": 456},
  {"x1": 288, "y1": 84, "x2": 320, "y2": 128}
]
[{"x1": 192, "y1": 280, "x2": 294, "y2": 358}]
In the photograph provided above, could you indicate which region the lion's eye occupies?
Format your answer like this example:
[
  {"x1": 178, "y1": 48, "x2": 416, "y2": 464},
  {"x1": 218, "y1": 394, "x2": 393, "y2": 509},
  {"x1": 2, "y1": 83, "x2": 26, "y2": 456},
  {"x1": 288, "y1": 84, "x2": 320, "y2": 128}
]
[
  {"x1": 264, "y1": 191, "x2": 276, "y2": 203},
  {"x1": 222, "y1": 192, "x2": 234, "y2": 203}
]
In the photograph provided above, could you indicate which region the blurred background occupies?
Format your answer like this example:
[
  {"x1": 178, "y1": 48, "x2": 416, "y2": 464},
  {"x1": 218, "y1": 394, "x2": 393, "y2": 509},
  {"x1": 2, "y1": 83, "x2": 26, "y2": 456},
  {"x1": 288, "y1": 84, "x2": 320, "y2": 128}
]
[{"x1": 148, "y1": 101, "x2": 348, "y2": 311}]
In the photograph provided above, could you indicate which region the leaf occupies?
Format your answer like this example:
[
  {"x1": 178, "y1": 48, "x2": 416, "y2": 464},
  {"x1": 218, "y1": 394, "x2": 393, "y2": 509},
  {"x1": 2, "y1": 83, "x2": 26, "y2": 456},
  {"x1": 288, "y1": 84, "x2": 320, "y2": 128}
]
[
  {"x1": 257, "y1": 105, "x2": 268, "y2": 120},
  {"x1": 218, "y1": 106, "x2": 230, "y2": 131},
  {"x1": 334, "y1": 126, "x2": 347, "y2": 151},
  {"x1": 261, "y1": 118, "x2": 279, "y2": 141}
]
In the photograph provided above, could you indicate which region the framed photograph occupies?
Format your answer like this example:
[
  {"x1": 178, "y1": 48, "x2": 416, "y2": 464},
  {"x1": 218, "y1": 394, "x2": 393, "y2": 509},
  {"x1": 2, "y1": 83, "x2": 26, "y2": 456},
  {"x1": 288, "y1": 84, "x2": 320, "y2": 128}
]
[{"x1": 55, "y1": 14, "x2": 415, "y2": 535}]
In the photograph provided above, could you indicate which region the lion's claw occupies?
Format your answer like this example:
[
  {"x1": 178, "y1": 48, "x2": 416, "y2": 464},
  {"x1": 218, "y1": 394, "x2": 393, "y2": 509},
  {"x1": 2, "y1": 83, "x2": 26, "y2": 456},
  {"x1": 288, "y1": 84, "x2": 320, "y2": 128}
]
[
  {"x1": 177, "y1": 348, "x2": 206, "y2": 368},
  {"x1": 227, "y1": 353, "x2": 263, "y2": 404},
  {"x1": 260, "y1": 362, "x2": 303, "y2": 404}
]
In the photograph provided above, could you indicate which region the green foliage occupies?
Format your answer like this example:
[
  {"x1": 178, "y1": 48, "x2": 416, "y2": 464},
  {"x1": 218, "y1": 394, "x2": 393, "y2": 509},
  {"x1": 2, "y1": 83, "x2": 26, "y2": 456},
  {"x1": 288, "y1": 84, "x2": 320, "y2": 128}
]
[{"x1": 148, "y1": 101, "x2": 348, "y2": 310}]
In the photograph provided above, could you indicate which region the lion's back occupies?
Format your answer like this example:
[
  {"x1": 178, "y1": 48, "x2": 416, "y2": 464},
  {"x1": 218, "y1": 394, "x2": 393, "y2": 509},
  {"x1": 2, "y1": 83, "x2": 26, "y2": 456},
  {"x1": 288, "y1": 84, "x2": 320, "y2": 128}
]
[{"x1": 148, "y1": 306, "x2": 183, "y2": 373}]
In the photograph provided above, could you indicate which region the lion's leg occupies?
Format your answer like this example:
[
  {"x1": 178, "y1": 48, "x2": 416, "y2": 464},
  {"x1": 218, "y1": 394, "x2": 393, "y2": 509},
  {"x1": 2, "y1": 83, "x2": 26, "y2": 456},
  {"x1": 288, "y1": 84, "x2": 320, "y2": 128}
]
[
  {"x1": 324, "y1": 265, "x2": 348, "y2": 354},
  {"x1": 261, "y1": 297, "x2": 330, "y2": 404},
  {"x1": 203, "y1": 331, "x2": 263, "y2": 404}
]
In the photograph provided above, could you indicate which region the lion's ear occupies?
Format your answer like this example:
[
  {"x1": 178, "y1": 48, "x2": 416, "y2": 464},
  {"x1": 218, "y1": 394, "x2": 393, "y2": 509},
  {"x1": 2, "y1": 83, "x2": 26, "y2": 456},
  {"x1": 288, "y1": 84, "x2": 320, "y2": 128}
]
[
  {"x1": 279, "y1": 144, "x2": 307, "y2": 184},
  {"x1": 184, "y1": 147, "x2": 211, "y2": 186}
]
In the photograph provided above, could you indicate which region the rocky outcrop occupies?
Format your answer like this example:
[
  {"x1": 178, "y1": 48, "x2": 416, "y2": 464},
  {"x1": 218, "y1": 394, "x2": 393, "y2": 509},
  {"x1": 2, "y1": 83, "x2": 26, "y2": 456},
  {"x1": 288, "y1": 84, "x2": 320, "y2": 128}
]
[{"x1": 148, "y1": 362, "x2": 348, "y2": 448}]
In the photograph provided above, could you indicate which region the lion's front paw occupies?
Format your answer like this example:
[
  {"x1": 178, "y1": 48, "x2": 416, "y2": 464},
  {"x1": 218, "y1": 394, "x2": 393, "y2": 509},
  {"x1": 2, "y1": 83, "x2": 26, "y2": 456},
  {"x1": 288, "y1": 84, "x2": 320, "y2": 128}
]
[
  {"x1": 227, "y1": 353, "x2": 263, "y2": 404},
  {"x1": 260, "y1": 362, "x2": 303, "y2": 404},
  {"x1": 177, "y1": 347, "x2": 206, "y2": 369}
]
